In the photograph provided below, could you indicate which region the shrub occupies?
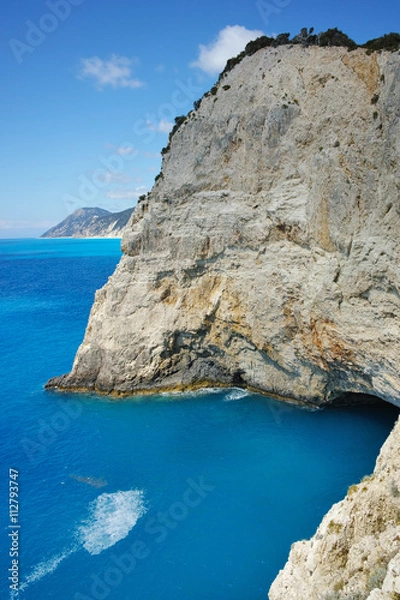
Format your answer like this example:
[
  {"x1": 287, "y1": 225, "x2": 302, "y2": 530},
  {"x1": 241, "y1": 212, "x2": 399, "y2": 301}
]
[
  {"x1": 218, "y1": 35, "x2": 274, "y2": 80},
  {"x1": 274, "y1": 32, "x2": 291, "y2": 46},
  {"x1": 171, "y1": 115, "x2": 186, "y2": 134},
  {"x1": 161, "y1": 115, "x2": 187, "y2": 156},
  {"x1": 244, "y1": 35, "x2": 275, "y2": 56},
  {"x1": 363, "y1": 32, "x2": 400, "y2": 52},
  {"x1": 220, "y1": 53, "x2": 245, "y2": 78},
  {"x1": 292, "y1": 27, "x2": 317, "y2": 46},
  {"x1": 318, "y1": 27, "x2": 357, "y2": 50}
]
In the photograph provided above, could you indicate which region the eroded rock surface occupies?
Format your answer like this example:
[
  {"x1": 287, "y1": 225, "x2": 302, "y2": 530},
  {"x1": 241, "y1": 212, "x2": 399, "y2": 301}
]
[
  {"x1": 269, "y1": 416, "x2": 400, "y2": 600},
  {"x1": 47, "y1": 46, "x2": 400, "y2": 407}
]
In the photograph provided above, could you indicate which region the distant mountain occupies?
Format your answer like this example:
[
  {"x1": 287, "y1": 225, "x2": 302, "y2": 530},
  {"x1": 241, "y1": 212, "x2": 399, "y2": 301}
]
[{"x1": 41, "y1": 207, "x2": 133, "y2": 238}]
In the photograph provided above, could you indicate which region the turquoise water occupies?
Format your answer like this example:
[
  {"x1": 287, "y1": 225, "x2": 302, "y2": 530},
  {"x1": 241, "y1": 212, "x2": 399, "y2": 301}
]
[{"x1": 0, "y1": 238, "x2": 398, "y2": 600}]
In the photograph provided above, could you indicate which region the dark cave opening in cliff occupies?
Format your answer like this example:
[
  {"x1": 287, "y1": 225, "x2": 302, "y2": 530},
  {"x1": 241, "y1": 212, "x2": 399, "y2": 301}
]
[
  {"x1": 326, "y1": 391, "x2": 400, "y2": 427},
  {"x1": 331, "y1": 391, "x2": 399, "y2": 409}
]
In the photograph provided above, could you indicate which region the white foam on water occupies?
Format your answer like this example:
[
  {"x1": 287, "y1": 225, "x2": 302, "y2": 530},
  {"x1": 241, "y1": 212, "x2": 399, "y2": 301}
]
[
  {"x1": 18, "y1": 489, "x2": 147, "y2": 593},
  {"x1": 78, "y1": 489, "x2": 147, "y2": 555},
  {"x1": 19, "y1": 545, "x2": 77, "y2": 592},
  {"x1": 160, "y1": 387, "x2": 222, "y2": 399},
  {"x1": 223, "y1": 388, "x2": 250, "y2": 402}
]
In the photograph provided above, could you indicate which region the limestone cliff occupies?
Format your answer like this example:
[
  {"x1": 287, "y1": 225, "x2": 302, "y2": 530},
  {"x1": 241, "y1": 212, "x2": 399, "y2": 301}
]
[
  {"x1": 269, "y1": 415, "x2": 400, "y2": 600},
  {"x1": 46, "y1": 45, "x2": 400, "y2": 598},
  {"x1": 47, "y1": 46, "x2": 400, "y2": 407}
]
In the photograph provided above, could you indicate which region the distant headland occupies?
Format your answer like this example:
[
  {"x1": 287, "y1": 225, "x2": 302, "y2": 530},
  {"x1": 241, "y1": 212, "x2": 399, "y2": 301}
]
[{"x1": 41, "y1": 206, "x2": 133, "y2": 238}]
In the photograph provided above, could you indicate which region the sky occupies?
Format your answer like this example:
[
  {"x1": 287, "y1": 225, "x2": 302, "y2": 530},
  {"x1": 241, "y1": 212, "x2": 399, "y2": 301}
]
[{"x1": 0, "y1": 0, "x2": 399, "y2": 237}]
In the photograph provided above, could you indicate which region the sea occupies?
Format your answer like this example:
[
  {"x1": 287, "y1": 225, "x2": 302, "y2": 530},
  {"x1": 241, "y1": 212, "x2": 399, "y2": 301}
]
[{"x1": 0, "y1": 238, "x2": 398, "y2": 600}]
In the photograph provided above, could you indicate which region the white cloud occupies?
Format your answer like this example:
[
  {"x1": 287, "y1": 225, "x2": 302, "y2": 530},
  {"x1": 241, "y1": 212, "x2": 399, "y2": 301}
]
[
  {"x1": 78, "y1": 55, "x2": 144, "y2": 89},
  {"x1": 115, "y1": 145, "x2": 138, "y2": 157},
  {"x1": 190, "y1": 25, "x2": 264, "y2": 76},
  {"x1": 146, "y1": 119, "x2": 173, "y2": 134},
  {"x1": 104, "y1": 143, "x2": 138, "y2": 158}
]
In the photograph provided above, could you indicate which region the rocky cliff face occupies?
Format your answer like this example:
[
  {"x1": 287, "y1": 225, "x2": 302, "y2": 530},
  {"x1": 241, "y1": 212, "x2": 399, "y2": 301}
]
[
  {"x1": 47, "y1": 46, "x2": 400, "y2": 406},
  {"x1": 269, "y1": 415, "x2": 400, "y2": 600},
  {"x1": 46, "y1": 45, "x2": 400, "y2": 598},
  {"x1": 41, "y1": 207, "x2": 132, "y2": 238}
]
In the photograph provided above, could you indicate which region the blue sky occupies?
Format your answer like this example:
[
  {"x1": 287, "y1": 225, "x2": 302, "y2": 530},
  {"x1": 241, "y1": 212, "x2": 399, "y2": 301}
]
[{"x1": 1, "y1": 0, "x2": 399, "y2": 237}]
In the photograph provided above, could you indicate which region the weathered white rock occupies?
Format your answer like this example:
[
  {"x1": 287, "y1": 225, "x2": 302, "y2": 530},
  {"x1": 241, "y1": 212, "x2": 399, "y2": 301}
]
[
  {"x1": 269, "y1": 415, "x2": 400, "y2": 600},
  {"x1": 47, "y1": 46, "x2": 400, "y2": 407}
]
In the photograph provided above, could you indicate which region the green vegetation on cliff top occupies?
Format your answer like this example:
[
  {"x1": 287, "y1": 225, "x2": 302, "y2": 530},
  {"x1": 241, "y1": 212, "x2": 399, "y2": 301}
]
[{"x1": 159, "y1": 28, "x2": 400, "y2": 159}]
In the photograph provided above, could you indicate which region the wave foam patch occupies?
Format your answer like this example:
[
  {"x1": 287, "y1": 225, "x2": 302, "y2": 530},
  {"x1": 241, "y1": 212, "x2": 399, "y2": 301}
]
[
  {"x1": 224, "y1": 388, "x2": 250, "y2": 402},
  {"x1": 18, "y1": 489, "x2": 147, "y2": 593},
  {"x1": 160, "y1": 387, "x2": 222, "y2": 399},
  {"x1": 78, "y1": 489, "x2": 147, "y2": 555},
  {"x1": 19, "y1": 546, "x2": 77, "y2": 592}
]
